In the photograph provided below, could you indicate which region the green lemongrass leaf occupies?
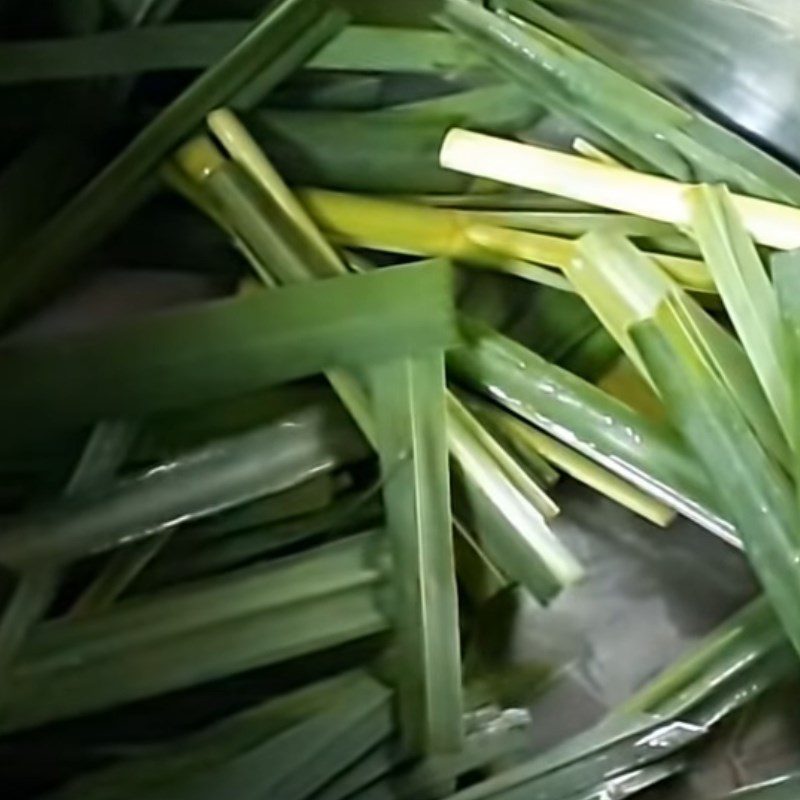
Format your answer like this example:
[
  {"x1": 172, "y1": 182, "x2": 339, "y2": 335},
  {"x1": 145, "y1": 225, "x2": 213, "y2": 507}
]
[
  {"x1": 439, "y1": 129, "x2": 800, "y2": 252},
  {"x1": 0, "y1": 420, "x2": 134, "y2": 670},
  {"x1": 0, "y1": 24, "x2": 480, "y2": 84},
  {"x1": 0, "y1": 0, "x2": 347, "y2": 326},
  {"x1": 370, "y1": 353, "x2": 463, "y2": 756},
  {"x1": 67, "y1": 534, "x2": 170, "y2": 617},
  {"x1": 630, "y1": 302, "x2": 800, "y2": 657},
  {"x1": 622, "y1": 597, "x2": 782, "y2": 717},
  {"x1": 0, "y1": 260, "x2": 456, "y2": 437},
  {"x1": 141, "y1": 491, "x2": 383, "y2": 590},
  {"x1": 438, "y1": 0, "x2": 691, "y2": 178},
  {"x1": 309, "y1": 24, "x2": 485, "y2": 74},
  {"x1": 462, "y1": 397, "x2": 559, "y2": 488},
  {"x1": 442, "y1": 600, "x2": 791, "y2": 800},
  {"x1": 147, "y1": 677, "x2": 391, "y2": 800},
  {"x1": 573, "y1": 233, "x2": 790, "y2": 470},
  {"x1": 243, "y1": 83, "x2": 540, "y2": 194},
  {"x1": 48, "y1": 672, "x2": 391, "y2": 800},
  {"x1": 448, "y1": 319, "x2": 736, "y2": 544},
  {"x1": 454, "y1": 519, "x2": 514, "y2": 606},
  {"x1": 448, "y1": 398, "x2": 584, "y2": 603},
  {"x1": 3, "y1": 532, "x2": 388, "y2": 731},
  {"x1": 570, "y1": 231, "x2": 673, "y2": 379},
  {"x1": 468, "y1": 394, "x2": 675, "y2": 527},
  {"x1": 689, "y1": 184, "x2": 790, "y2": 439},
  {"x1": 179, "y1": 474, "x2": 337, "y2": 542},
  {"x1": 0, "y1": 403, "x2": 367, "y2": 567},
  {"x1": 449, "y1": 394, "x2": 559, "y2": 520},
  {"x1": 455, "y1": 208, "x2": 700, "y2": 257},
  {"x1": 44, "y1": 671, "x2": 378, "y2": 799}
]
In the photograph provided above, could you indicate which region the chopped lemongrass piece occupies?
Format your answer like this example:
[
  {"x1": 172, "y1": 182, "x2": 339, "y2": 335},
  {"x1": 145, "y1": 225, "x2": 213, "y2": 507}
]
[{"x1": 439, "y1": 129, "x2": 800, "y2": 252}]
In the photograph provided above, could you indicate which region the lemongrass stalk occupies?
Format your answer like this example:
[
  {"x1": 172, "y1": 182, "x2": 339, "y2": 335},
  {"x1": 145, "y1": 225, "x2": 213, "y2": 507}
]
[
  {"x1": 300, "y1": 189, "x2": 711, "y2": 292},
  {"x1": 440, "y1": 129, "x2": 800, "y2": 252},
  {"x1": 468, "y1": 395, "x2": 675, "y2": 527},
  {"x1": 449, "y1": 318, "x2": 737, "y2": 545},
  {"x1": 370, "y1": 354, "x2": 464, "y2": 756}
]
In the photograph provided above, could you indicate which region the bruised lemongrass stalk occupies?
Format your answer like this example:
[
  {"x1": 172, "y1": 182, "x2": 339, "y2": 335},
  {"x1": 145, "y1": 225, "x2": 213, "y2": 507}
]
[
  {"x1": 467, "y1": 394, "x2": 675, "y2": 527},
  {"x1": 173, "y1": 114, "x2": 584, "y2": 602},
  {"x1": 0, "y1": 0, "x2": 347, "y2": 327},
  {"x1": 300, "y1": 189, "x2": 711, "y2": 292},
  {"x1": 439, "y1": 129, "x2": 800, "y2": 252}
]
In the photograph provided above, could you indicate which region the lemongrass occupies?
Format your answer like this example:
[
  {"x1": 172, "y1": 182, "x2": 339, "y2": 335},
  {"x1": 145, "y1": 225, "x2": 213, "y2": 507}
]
[
  {"x1": 440, "y1": 129, "x2": 800, "y2": 252},
  {"x1": 300, "y1": 189, "x2": 711, "y2": 291},
  {"x1": 468, "y1": 395, "x2": 675, "y2": 527}
]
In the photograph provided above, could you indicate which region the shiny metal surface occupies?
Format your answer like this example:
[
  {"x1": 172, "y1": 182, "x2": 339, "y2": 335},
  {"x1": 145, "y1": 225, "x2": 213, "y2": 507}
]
[{"x1": 544, "y1": 0, "x2": 800, "y2": 166}]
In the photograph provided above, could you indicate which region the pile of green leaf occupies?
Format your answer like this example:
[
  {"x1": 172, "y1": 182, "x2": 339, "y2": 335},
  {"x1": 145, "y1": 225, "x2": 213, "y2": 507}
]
[{"x1": 0, "y1": 0, "x2": 799, "y2": 798}]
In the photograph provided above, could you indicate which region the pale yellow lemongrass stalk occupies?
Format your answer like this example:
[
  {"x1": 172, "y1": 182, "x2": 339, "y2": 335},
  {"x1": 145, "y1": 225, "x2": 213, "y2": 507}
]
[
  {"x1": 440, "y1": 129, "x2": 800, "y2": 252},
  {"x1": 300, "y1": 189, "x2": 711, "y2": 292}
]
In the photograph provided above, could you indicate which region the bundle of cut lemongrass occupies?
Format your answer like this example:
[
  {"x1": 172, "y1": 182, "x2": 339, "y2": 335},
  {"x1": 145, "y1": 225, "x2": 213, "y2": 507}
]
[{"x1": 0, "y1": 0, "x2": 799, "y2": 798}]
